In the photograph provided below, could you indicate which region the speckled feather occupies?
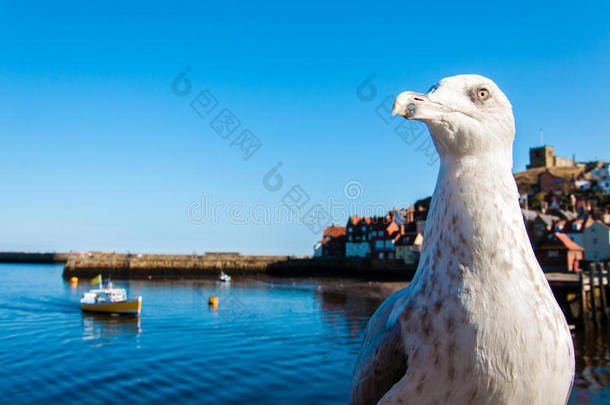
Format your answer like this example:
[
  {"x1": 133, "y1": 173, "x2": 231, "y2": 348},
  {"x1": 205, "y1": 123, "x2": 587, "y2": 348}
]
[{"x1": 351, "y1": 75, "x2": 575, "y2": 405}]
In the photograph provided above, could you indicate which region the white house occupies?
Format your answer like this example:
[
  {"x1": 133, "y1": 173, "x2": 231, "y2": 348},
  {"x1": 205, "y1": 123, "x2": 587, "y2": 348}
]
[
  {"x1": 591, "y1": 164, "x2": 610, "y2": 194},
  {"x1": 597, "y1": 179, "x2": 610, "y2": 195},
  {"x1": 395, "y1": 233, "x2": 423, "y2": 265},
  {"x1": 313, "y1": 241, "x2": 323, "y2": 257},
  {"x1": 584, "y1": 221, "x2": 610, "y2": 261},
  {"x1": 574, "y1": 179, "x2": 592, "y2": 191},
  {"x1": 591, "y1": 163, "x2": 610, "y2": 181}
]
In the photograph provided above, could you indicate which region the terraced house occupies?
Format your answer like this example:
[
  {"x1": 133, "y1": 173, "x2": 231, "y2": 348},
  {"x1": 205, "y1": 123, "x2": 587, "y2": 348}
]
[
  {"x1": 345, "y1": 216, "x2": 372, "y2": 258},
  {"x1": 369, "y1": 216, "x2": 401, "y2": 259},
  {"x1": 584, "y1": 221, "x2": 610, "y2": 261}
]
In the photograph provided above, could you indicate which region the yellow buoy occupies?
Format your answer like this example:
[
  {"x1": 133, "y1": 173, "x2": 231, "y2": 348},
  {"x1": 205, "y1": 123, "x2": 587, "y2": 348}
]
[
  {"x1": 70, "y1": 277, "x2": 78, "y2": 284},
  {"x1": 208, "y1": 296, "x2": 219, "y2": 308}
]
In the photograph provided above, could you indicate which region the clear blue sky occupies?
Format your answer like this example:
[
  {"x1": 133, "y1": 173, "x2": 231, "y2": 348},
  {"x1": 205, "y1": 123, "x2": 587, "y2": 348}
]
[{"x1": 1, "y1": 1, "x2": 609, "y2": 255}]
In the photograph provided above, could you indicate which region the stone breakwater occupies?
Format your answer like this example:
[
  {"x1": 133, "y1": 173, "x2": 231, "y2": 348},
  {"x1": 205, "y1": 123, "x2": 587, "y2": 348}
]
[
  {"x1": 62, "y1": 252, "x2": 287, "y2": 279},
  {"x1": 58, "y1": 252, "x2": 418, "y2": 280},
  {"x1": 0, "y1": 252, "x2": 70, "y2": 264}
]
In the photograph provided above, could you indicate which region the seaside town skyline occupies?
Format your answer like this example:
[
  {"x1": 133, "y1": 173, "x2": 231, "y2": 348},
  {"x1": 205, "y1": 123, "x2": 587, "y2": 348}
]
[{"x1": 315, "y1": 145, "x2": 610, "y2": 267}]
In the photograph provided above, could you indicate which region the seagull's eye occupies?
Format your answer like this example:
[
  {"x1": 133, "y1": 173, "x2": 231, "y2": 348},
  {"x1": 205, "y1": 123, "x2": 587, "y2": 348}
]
[{"x1": 477, "y1": 88, "x2": 490, "y2": 101}]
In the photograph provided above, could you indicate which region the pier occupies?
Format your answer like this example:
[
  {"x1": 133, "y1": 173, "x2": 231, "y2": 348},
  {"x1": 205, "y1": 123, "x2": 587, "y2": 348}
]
[
  {"x1": 53, "y1": 252, "x2": 417, "y2": 280},
  {"x1": 0, "y1": 252, "x2": 70, "y2": 264},
  {"x1": 546, "y1": 262, "x2": 610, "y2": 326}
]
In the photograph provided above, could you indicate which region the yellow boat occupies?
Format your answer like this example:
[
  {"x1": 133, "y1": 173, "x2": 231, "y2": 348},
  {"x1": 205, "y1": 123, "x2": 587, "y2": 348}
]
[{"x1": 80, "y1": 277, "x2": 142, "y2": 314}]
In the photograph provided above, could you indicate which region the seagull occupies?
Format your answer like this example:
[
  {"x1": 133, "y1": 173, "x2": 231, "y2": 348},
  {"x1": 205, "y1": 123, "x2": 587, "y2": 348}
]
[{"x1": 351, "y1": 75, "x2": 574, "y2": 405}]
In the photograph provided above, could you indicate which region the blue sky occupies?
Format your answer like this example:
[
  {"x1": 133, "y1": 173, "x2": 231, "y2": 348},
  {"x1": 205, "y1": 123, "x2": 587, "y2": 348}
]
[{"x1": 1, "y1": 1, "x2": 609, "y2": 255}]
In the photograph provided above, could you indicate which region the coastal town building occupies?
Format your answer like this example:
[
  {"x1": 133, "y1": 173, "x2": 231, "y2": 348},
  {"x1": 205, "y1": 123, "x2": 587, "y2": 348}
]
[
  {"x1": 547, "y1": 208, "x2": 578, "y2": 221},
  {"x1": 589, "y1": 163, "x2": 610, "y2": 194},
  {"x1": 544, "y1": 192, "x2": 562, "y2": 210},
  {"x1": 318, "y1": 209, "x2": 421, "y2": 261},
  {"x1": 535, "y1": 233, "x2": 584, "y2": 272},
  {"x1": 320, "y1": 226, "x2": 346, "y2": 257},
  {"x1": 370, "y1": 216, "x2": 401, "y2": 259},
  {"x1": 313, "y1": 241, "x2": 322, "y2": 257},
  {"x1": 315, "y1": 147, "x2": 607, "y2": 269},
  {"x1": 574, "y1": 179, "x2": 592, "y2": 191},
  {"x1": 345, "y1": 216, "x2": 372, "y2": 258},
  {"x1": 538, "y1": 171, "x2": 571, "y2": 194},
  {"x1": 583, "y1": 221, "x2": 610, "y2": 261},
  {"x1": 395, "y1": 233, "x2": 423, "y2": 265},
  {"x1": 553, "y1": 217, "x2": 594, "y2": 248},
  {"x1": 522, "y1": 209, "x2": 560, "y2": 247},
  {"x1": 591, "y1": 163, "x2": 610, "y2": 181},
  {"x1": 574, "y1": 198, "x2": 592, "y2": 214},
  {"x1": 597, "y1": 179, "x2": 610, "y2": 195}
]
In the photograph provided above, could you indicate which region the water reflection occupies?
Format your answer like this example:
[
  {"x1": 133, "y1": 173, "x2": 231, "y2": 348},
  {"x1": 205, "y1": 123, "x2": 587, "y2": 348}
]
[
  {"x1": 573, "y1": 325, "x2": 610, "y2": 388},
  {"x1": 81, "y1": 313, "x2": 141, "y2": 341},
  {"x1": 314, "y1": 281, "x2": 406, "y2": 345},
  {"x1": 7, "y1": 266, "x2": 610, "y2": 403}
]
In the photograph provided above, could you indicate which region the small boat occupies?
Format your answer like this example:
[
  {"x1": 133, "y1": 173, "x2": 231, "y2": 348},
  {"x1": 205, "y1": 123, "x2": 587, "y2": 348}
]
[
  {"x1": 80, "y1": 275, "x2": 142, "y2": 314},
  {"x1": 219, "y1": 271, "x2": 231, "y2": 282}
]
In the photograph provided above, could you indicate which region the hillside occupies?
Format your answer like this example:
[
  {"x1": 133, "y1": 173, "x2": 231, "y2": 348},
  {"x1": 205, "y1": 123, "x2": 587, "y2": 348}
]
[{"x1": 513, "y1": 166, "x2": 586, "y2": 195}]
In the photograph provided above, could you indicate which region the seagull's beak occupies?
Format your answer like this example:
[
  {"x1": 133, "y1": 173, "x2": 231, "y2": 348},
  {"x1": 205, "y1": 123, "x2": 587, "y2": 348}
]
[{"x1": 392, "y1": 91, "x2": 449, "y2": 121}]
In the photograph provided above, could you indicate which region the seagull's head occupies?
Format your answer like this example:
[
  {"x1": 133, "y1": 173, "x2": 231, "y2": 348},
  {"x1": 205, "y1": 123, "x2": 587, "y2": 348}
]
[{"x1": 393, "y1": 74, "x2": 515, "y2": 164}]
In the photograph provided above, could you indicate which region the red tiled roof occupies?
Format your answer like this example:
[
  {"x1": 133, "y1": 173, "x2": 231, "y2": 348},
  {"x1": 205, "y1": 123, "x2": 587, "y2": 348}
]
[
  {"x1": 554, "y1": 233, "x2": 585, "y2": 251},
  {"x1": 323, "y1": 226, "x2": 346, "y2": 238},
  {"x1": 349, "y1": 216, "x2": 372, "y2": 226},
  {"x1": 348, "y1": 208, "x2": 418, "y2": 229},
  {"x1": 386, "y1": 221, "x2": 399, "y2": 235},
  {"x1": 370, "y1": 216, "x2": 401, "y2": 236},
  {"x1": 395, "y1": 232, "x2": 423, "y2": 246}
]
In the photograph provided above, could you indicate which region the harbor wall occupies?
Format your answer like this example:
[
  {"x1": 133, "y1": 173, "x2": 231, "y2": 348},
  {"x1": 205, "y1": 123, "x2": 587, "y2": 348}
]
[
  {"x1": 0, "y1": 252, "x2": 70, "y2": 264},
  {"x1": 58, "y1": 252, "x2": 418, "y2": 280}
]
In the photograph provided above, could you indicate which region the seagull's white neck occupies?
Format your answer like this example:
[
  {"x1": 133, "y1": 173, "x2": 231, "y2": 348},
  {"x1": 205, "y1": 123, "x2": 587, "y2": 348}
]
[{"x1": 418, "y1": 154, "x2": 533, "y2": 280}]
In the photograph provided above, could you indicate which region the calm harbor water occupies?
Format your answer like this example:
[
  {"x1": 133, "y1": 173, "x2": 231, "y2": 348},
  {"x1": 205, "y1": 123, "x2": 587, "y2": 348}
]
[{"x1": 0, "y1": 264, "x2": 608, "y2": 404}]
